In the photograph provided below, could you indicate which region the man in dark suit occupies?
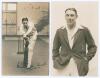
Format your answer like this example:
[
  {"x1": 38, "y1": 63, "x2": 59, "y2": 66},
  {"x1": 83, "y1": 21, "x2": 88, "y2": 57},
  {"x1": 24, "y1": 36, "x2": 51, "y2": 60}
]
[{"x1": 52, "y1": 8, "x2": 97, "y2": 76}]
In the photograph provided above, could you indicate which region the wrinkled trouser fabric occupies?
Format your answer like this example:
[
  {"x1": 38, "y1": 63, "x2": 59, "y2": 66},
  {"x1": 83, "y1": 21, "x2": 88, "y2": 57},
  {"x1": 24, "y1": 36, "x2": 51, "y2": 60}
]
[
  {"x1": 27, "y1": 33, "x2": 37, "y2": 68},
  {"x1": 27, "y1": 39, "x2": 36, "y2": 68}
]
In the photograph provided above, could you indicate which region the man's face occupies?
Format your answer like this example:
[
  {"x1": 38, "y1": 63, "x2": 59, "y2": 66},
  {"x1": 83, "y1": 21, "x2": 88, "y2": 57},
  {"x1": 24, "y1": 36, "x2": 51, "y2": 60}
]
[
  {"x1": 22, "y1": 20, "x2": 28, "y2": 26},
  {"x1": 65, "y1": 10, "x2": 77, "y2": 26}
]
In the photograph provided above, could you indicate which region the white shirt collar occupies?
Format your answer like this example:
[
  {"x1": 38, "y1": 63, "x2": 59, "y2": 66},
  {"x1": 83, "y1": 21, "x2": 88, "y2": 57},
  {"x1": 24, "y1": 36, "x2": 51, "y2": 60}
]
[
  {"x1": 65, "y1": 24, "x2": 83, "y2": 31},
  {"x1": 65, "y1": 24, "x2": 83, "y2": 49},
  {"x1": 60, "y1": 24, "x2": 84, "y2": 49}
]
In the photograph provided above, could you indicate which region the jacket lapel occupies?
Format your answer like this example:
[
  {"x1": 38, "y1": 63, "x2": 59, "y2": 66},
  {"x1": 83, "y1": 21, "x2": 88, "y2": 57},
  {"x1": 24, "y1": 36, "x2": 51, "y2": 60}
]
[
  {"x1": 62, "y1": 28, "x2": 70, "y2": 48},
  {"x1": 72, "y1": 29, "x2": 81, "y2": 49},
  {"x1": 62, "y1": 27, "x2": 82, "y2": 49}
]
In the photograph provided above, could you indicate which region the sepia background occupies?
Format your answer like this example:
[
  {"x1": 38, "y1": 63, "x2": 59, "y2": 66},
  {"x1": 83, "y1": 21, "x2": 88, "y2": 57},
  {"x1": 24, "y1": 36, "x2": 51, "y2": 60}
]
[
  {"x1": 50, "y1": 1, "x2": 98, "y2": 76},
  {"x1": 2, "y1": 2, "x2": 49, "y2": 75},
  {"x1": 1, "y1": 0, "x2": 99, "y2": 77}
]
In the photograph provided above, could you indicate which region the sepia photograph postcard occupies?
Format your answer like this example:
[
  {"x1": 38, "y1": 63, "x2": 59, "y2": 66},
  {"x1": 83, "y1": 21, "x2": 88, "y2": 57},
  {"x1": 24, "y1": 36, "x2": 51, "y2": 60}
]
[
  {"x1": 0, "y1": 0, "x2": 100, "y2": 78},
  {"x1": 2, "y1": 2, "x2": 49, "y2": 76},
  {"x1": 50, "y1": 1, "x2": 98, "y2": 76}
]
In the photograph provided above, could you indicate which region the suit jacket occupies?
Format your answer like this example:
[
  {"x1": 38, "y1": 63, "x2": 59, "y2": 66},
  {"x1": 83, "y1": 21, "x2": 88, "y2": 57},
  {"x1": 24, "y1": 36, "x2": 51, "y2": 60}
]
[{"x1": 52, "y1": 26, "x2": 97, "y2": 71}]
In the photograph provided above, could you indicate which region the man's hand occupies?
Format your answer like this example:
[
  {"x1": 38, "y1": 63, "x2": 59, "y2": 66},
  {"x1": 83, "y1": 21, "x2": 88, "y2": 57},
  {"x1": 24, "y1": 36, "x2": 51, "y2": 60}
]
[
  {"x1": 23, "y1": 34, "x2": 29, "y2": 47},
  {"x1": 23, "y1": 34, "x2": 28, "y2": 41}
]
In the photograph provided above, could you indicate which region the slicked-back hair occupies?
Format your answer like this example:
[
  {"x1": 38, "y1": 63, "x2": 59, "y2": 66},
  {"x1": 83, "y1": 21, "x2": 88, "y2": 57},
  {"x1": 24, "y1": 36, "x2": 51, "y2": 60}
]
[
  {"x1": 22, "y1": 17, "x2": 28, "y2": 22},
  {"x1": 65, "y1": 8, "x2": 78, "y2": 16}
]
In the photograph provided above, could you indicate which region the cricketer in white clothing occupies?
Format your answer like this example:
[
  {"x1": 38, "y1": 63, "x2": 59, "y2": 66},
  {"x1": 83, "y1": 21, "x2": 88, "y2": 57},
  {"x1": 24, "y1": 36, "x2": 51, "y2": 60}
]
[{"x1": 20, "y1": 17, "x2": 37, "y2": 69}]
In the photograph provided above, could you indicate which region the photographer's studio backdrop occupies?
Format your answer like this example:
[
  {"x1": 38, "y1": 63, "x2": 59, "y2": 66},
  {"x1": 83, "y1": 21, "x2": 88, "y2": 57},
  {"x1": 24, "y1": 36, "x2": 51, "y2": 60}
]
[{"x1": 2, "y1": 2, "x2": 49, "y2": 75}]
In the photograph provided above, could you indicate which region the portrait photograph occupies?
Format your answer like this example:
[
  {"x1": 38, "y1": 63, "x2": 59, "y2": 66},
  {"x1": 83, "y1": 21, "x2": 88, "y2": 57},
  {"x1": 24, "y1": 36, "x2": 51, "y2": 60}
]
[{"x1": 50, "y1": 1, "x2": 98, "y2": 76}]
